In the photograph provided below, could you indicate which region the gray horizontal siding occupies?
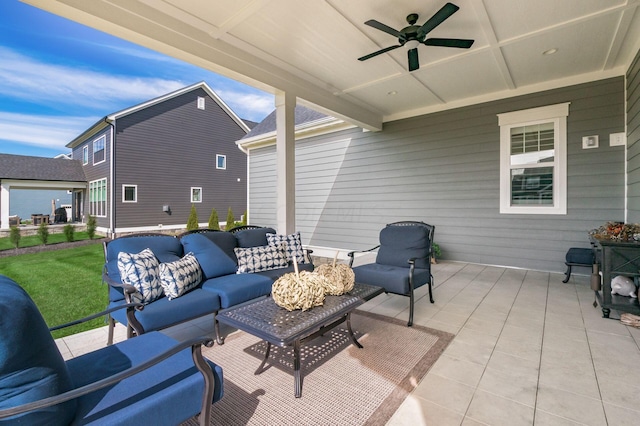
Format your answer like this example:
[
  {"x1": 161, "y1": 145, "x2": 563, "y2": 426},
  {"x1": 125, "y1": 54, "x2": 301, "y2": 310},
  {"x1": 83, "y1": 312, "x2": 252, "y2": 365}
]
[
  {"x1": 627, "y1": 48, "x2": 640, "y2": 223},
  {"x1": 249, "y1": 77, "x2": 626, "y2": 272}
]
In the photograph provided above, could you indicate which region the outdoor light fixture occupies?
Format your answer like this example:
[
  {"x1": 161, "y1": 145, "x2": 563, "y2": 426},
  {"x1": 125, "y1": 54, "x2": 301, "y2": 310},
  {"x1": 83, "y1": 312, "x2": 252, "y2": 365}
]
[{"x1": 163, "y1": 205, "x2": 171, "y2": 214}]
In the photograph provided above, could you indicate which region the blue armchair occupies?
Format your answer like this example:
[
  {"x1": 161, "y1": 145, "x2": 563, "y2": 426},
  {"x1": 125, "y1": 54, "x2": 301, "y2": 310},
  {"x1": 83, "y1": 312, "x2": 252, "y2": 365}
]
[
  {"x1": 348, "y1": 221, "x2": 435, "y2": 326},
  {"x1": 0, "y1": 275, "x2": 223, "y2": 425}
]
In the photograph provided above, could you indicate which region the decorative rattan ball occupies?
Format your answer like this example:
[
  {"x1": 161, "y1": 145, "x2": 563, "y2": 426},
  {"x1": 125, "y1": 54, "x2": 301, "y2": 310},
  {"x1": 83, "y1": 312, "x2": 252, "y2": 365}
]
[
  {"x1": 272, "y1": 271, "x2": 327, "y2": 311},
  {"x1": 315, "y1": 263, "x2": 355, "y2": 295}
]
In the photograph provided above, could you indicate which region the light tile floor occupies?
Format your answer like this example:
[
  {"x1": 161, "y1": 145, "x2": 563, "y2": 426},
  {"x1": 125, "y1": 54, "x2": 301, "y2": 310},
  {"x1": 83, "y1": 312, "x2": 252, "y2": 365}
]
[{"x1": 56, "y1": 260, "x2": 640, "y2": 425}]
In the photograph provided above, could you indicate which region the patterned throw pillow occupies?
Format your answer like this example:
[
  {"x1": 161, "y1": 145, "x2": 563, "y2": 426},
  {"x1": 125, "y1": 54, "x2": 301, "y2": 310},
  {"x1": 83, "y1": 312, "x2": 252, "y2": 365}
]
[
  {"x1": 266, "y1": 232, "x2": 307, "y2": 264},
  {"x1": 234, "y1": 244, "x2": 288, "y2": 274},
  {"x1": 117, "y1": 248, "x2": 163, "y2": 304},
  {"x1": 158, "y1": 252, "x2": 203, "y2": 300}
]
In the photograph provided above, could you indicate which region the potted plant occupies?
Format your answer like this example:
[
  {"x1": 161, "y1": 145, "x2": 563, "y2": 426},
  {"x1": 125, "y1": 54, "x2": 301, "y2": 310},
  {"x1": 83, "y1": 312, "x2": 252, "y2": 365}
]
[{"x1": 431, "y1": 242, "x2": 441, "y2": 264}]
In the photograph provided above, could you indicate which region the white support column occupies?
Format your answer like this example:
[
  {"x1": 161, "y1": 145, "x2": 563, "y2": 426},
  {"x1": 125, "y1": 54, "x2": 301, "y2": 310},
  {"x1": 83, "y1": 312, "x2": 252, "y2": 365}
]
[
  {"x1": 275, "y1": 91, "x2": 296, "y2": 234},
  {"x1": 0, "y1": 182, "x2": 10, "y2": 230}
]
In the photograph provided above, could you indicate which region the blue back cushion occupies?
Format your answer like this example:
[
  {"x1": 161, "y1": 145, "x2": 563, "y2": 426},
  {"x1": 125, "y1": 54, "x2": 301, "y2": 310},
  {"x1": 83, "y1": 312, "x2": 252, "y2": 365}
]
[
  {"x1": 376, "y1": 225, "x2": 431, "y2": 269},
  {"x1": 0, "y1": 275, "x2": 77, "y2": 425},
  {"x1": 180, "y1": 233, "x2": 237, "y2": 279},
  {"x1": 235, "y1": 227, "x2": 276, "y2": 248},
  {"x1": 105, "y1": 235, "x2": 183, "y2": 285}
]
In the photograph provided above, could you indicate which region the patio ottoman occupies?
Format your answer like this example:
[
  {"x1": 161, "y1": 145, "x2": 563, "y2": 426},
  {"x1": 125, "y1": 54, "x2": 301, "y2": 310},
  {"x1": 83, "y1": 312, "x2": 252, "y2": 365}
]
[{"x1": 563, "y1": 247, "x2": 595, "y2": 283}]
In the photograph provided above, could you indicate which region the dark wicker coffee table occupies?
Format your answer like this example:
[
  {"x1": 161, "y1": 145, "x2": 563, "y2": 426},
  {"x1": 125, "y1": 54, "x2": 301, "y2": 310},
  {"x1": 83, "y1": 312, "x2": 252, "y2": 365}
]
[{"x1": 216, "y1": 282, "x2": 383, "y2": 397}]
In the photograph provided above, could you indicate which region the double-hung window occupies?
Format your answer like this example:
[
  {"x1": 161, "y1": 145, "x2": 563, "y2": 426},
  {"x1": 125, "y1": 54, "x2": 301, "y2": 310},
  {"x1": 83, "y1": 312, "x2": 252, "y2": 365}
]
[
  {"x1": 498, "y1": 103, "x2": 569, "y2": 215},
  {"x1": 93, "y1": 135, "x2": 106, "y2": 165},
  {"x1": 82, "y1": 146, "x2": 88, "y2": 165},
  {"x1": 89, "y1": 178, "x2": 107, "y2": 217},
  {"x1": 191, "y1": 187, "x2": 202, "y2": 203}
]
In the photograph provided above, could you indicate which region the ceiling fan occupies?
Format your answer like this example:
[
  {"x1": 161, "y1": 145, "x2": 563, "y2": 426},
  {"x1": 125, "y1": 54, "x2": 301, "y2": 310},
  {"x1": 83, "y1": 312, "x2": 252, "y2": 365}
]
[{"x1": 358, "y1": 2, "x2": 474, "y2": 72}]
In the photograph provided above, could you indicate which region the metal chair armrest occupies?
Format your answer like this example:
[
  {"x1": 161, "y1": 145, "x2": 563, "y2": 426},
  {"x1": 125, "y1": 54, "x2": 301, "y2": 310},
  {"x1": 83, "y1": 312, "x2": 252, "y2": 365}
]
[
  {"x1": 347, "y1": 245, "x2": 380, "y2": 266},
  {"x1": 48, "y1": 302, "x2": 144, "y2": 332}
]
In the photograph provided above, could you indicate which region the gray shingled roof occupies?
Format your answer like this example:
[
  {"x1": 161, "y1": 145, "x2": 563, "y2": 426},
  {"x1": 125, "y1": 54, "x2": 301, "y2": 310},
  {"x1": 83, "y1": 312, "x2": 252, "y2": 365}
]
[
  {"x1": 242, "y1": 105, "x2": 329, "y2": 139},
  {"x1": 0, "y1": 154, "x2": 86, "y2": 182}
]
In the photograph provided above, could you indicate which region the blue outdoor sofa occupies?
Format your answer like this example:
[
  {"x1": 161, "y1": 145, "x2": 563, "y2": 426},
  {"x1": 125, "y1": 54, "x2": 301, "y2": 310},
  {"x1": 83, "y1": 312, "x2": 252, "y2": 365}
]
[{"x1": 103, "y1": 226, "x2": 314, "y2": 345}]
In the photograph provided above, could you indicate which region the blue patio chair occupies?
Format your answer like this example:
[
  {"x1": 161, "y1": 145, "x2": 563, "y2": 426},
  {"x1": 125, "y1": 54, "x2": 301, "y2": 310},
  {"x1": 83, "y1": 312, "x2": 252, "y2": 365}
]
[
  {"x1": 0, "y1": 275, "x2": 223, "y2": 425},
  {"x1": 348, "y1": 221, "x2": 435, "y2": 326}
]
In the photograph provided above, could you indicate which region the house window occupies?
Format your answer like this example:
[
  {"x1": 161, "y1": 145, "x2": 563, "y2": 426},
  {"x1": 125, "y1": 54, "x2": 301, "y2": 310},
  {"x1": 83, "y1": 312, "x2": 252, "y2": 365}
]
[
  {"x1": 123, "y1": 185, "x2": 137, "y2": 203},
  {"x1": 216, "y1": 154, "x2": 226, "y2": 170},
  {"x1": 498, "y1": 103, "x2": 569, "y2": 215},
  {"x1": 89, "y1": 178, "x2": 107, "y2": 217},
  {"x1": 197, "y1": 97, "x2": 205, "y2": 110},
  {"x1": 93, "y1": 135, "x2": 105, "y2": 165},
  {"x1": 191, "y1": 187, "x2": 202, "y2": 203},
  {"x1": 82, "y1": 146, "x2": 88, "y2": 165}
]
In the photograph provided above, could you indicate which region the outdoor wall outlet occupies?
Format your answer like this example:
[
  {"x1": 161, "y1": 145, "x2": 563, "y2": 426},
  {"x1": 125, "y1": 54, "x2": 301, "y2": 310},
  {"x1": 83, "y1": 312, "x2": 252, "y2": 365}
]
[
  {"x1": 610, "y1": 132, "x2": 626, "y2": 146},
  {"x1": 582, "y1": 135, "x2": 599, "y2": 149}
]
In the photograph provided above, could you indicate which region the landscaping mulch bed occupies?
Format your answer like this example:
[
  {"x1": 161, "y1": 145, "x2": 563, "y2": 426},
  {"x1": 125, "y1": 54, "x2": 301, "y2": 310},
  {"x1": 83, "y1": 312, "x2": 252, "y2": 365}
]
[{"x1": 0, "y1": 239, "x2": 102, "y2": 258}]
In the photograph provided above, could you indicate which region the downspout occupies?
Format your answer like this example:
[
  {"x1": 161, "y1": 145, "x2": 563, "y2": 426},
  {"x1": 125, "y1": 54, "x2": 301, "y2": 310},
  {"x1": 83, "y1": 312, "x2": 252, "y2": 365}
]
[{"x1": 105, "y1": 118, "x2": 116, "y2": 238}]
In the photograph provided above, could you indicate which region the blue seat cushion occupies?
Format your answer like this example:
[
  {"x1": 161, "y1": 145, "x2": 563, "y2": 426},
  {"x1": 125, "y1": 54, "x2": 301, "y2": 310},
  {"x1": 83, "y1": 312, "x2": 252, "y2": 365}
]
[
  {"x1": 376, "y1": 225, "x2": 431, "y2": 269},
  {"x1": 352, "y1": 263, "x2": 431, "y2": 295},
  {"x1": 201, "y1": 274, "x2": 273, "y2": 308},
  {"x1": 180, "y1": 233, "x2": 237, "y2": 279},
  {"x1": 565, "y1": 248, "x2": 594, "y2": 265},
  {"x1": 0, "y1": 275, "x2": 77, "y2": 425},
  {"x1": 66, "y1": 331, "x2": 223, "y2": 424},
  {"x1": 235, "y1": 227, "x2": 277, "y2": 248},
  {"x1": 109, "y1": 288, "x2": 220, "y2": 333},
  {"x1": 253, "y1": 263, "x2": 314, "y2": 280},
  {"x1": 105, "y1": 235, "x2": 183, "y2": 285}
]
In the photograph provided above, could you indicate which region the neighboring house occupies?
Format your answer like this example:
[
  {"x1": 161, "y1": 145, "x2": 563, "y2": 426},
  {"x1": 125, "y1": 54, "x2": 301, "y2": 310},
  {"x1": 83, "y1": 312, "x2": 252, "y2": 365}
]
[
  {"x1": 0, "y1": 154, "x2": 85, "y2": 229},
  {"x1": 237, "y1": 61, "x2": 637, "y2": 273},
  {"x1": 67, "y1": 82, "x2": 251, "y2": 236}
]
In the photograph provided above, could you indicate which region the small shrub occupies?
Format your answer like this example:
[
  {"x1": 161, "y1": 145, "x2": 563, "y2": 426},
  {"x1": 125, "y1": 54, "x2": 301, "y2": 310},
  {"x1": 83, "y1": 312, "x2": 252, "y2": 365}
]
[
  {"x1": 86, "y1": 215, "x2": 97, "y2": 239},
  {"x1": 186, "y1": 204, "x2": 199, "y2": 231},
  {"x1": 208, "y1": 208, "x2": 220, "y2": 230},
  {"x1": 225, "y1": 207, "x2": 235, "y2": 231},
  {"x1": 241, "y1": 210, "x2": 247, "y2": 226},
  {"x1": 432, "y1": 242, "x2": 441, "y2": 259},
  {"x1": 9, "y1": 226, "x2": 20, "y2": 248},
  {"x1": 63, "y1": 224, "x2": 75, "y2": 242},
  {"x1": 37, "y1": 222, "x2": 49, "y2": 245}
]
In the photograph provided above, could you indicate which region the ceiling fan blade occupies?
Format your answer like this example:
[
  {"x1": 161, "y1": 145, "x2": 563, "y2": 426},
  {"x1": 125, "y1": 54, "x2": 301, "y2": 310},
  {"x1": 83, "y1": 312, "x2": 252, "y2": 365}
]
[
  {"x1": 358, "y1": 44, "x2": 402, "y2": 61},
  {"x1": 418, "y1": 2, "x2": 459, "y2": 37},
  {"x1": 424, "y1": 38, "x2": 474, "y2": 49},
  {"x1": 408, "y1": 48, "x2": 419, "y2": 71},
  {"x1": 364, "y1": 19, "x2": 406, "y2": 39}
]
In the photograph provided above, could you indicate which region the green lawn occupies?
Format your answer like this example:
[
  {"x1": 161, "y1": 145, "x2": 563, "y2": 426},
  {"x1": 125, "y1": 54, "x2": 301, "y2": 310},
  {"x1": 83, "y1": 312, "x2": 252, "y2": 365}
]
[
  {"x1": 0, "y1": 231, "x2": 97, "y2": 251},
  {"x1": 0, "y1": 242, "x2": 107, "y2": 338}
]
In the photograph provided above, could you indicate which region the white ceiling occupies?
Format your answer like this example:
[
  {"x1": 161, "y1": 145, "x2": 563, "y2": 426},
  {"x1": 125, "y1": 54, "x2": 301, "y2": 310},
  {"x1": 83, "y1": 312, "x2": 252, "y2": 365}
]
[{"x1": 23, "y1": 0, "x2": 640, "y2": 130}]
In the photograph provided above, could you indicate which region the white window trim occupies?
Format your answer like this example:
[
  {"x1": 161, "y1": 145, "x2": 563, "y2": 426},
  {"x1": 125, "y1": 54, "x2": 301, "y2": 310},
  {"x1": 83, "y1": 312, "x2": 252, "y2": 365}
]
[
  {"x1": 82, "y1": 145, "x2": 88, "y2": 165},
  {"x1": 216, "y1": 154, "x2": 227, "y2": 170},
  {"x1": 89, "y1": 177, "x2": 107, "y2": 218},
  {"x1": 191, "y1": 187, "x2": 202, "y2": 203},
  {"x1": 498, "y1": 102, "x2": 570, "y2": 215},
  {"x1": 122, "y1": 184, "x2": 137, "y2": 203},
  {"x1": 93, "y1": 135, "x2": 106, "y2": 165}
]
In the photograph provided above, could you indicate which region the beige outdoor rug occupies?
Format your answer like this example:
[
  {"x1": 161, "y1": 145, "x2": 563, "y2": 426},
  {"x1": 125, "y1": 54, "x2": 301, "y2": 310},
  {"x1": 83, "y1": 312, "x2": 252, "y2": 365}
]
[{"x1": 188, "y1": 311, "x2": 453, "y2": 426}]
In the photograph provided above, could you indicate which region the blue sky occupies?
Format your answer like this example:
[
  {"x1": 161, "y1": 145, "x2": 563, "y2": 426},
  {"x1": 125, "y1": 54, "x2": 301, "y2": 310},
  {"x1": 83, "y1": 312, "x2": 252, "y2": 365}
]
[{"x1": 0, "y1": 0, "x2": 275, "y2": 158}]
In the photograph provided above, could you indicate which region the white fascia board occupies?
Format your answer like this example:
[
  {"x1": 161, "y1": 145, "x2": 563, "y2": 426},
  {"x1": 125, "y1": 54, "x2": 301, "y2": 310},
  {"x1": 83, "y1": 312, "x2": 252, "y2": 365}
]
[{"x1": 236, "y1": 117, "x2": 356, "y2": 150}]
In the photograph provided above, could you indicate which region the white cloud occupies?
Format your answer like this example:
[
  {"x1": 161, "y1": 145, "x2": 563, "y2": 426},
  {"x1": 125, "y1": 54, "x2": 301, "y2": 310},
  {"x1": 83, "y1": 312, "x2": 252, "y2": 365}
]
[
  {"x1": 0, "y1": 47, "x2": 185, "y2": 109},
  {"x1": 215, "y1": 89, "x2": 274, "y2": 121},
  {"x1": 0, "y1": 112, "x2": 96, "y2": 151}
]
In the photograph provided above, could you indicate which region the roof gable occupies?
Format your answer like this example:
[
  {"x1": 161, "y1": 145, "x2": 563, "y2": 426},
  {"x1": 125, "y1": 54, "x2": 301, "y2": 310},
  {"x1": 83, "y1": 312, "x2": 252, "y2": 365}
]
[{"x1": 67, "y1": 81, "x2": 249, "y2": 148}]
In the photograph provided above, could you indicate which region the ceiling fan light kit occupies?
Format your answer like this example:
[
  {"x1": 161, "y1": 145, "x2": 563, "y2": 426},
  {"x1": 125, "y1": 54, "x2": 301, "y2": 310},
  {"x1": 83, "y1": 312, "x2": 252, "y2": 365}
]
[{"x1": 358, "y1": 2, "x2": 475, "y2": 72}]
